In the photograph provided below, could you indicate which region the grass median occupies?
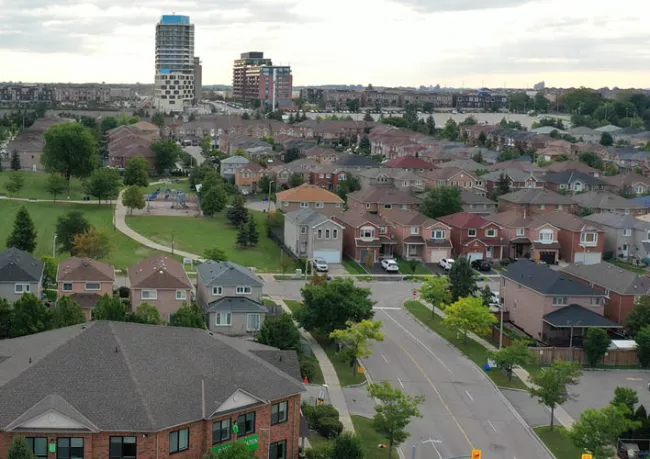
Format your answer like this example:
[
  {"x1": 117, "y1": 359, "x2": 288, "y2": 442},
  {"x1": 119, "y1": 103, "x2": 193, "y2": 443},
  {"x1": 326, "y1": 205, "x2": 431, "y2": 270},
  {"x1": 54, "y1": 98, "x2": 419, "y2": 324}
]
[
  {"x1": 351, "y1": 416, "x2": 392, "y2": 459},
  {"x1": 403, "y1": 300, "x2": 528, "y2": 390},
  {"x1": 534, "y1": 426, "x2": 584, "y2": 459}
]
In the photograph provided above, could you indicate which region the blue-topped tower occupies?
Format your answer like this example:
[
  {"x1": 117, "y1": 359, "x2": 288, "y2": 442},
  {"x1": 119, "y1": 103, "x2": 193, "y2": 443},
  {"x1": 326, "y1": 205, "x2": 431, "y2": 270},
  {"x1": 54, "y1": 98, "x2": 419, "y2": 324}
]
[{"x1": 154, "y1": 14, "x2": 196, "y2": 113}]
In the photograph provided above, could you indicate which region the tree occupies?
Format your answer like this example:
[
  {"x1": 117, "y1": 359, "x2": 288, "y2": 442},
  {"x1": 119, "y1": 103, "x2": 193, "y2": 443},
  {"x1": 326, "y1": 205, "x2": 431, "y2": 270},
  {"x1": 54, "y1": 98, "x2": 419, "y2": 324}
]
[
  {"x1": 92, "y1": 294, "x2": 126, "y2": 321},
  {"x1": 45, "y1": 173, "x2": 67, "y2": 201},
  {"x1": 443, "y1": 296, "x2": 496, "y2": 344},
  {"x1": 337, "y1": 175, "x2": 362, "y2": 203},
  {"x1": 42, "y1": 122, "x2": 99, "y2": 194},
  {"x1": 421, "y1": 186, "x2": 462, "y2": 219},
  {"x1": 236, "y1": 222, "x2": 249, "y2": 248},
  {"x1": 419, "y1": 276, "x2": 451, "y2": 319},
  {"x1": 332, "y1": 432, "x2": 364, "y2": 459},
  {"x1": 600, "y1": 131, "x2": 614, "y2": 146},
  {"x1": 296, "y1": 278, "x2": 375, "y2": 334},
  {"x1": 363, "y1": 111, "x2": 374, "y2": 122},
  {"x1": 289, "y1": 172, "x2": 305, "y2": 188},
  {"x1": 100, "y1": 116, "x2": 119, "y2": 133},
  {"x1": 72, "y1": 227, "x2": 112, "y2": 260},
  {"x1": 529, "y1": 361, "x2": 582, "y2": 429},
  {"x1": 488, "y1": 341, "x2": 533, "y2": 381},
  {"x1": 151, "y1": 112, "x2": 165, "y2": 128},
  {"x1": 4, "y1": 172, "x2": 24, "y2": 196},
  {"x1": 636, "y1": 325, "x2": 650, "y2": 367},
  {"x1": 247, "y1": 216, "x2": 260, "y2": 247},
  {"x1": 259, "y1": 175, "x2": 275, "y2": 195},
  {"x1": 366, "y1": 382, "x2": 424, "y2": 459},
  {"x1": 84, "y1": 167, "x2": 122, "y2": 204},
  {"x1": 257, "y1": 313, "x2": 301, "y2": 350},
  {"x1": 6, "y1": 206, "x2": 37, "y2": 253},
  {"x1": 151, "y1": 139, "x2": 181, "y2": 174},
  {"x1": 440, "y1": 118, "x2": 459, "y2": 140},
  {"x1": 477, "y1": 131, "x2": 487, "y2": 146},
  {"x1": 426, "y1": 115, "x2": 436, "y2": 135},
  {"x1": 124, "y1": 155, "x2": 150, "y2": 187},
  {"x1": 7, "y1": 436, "x2": 36, "y2": 459},
  {"x1": 472, "y1": 150, "x2": 483, "y2": 164},
  {"x1": 604, "y1": 164, "x2": 618, "y2": 176},
  {"x1": 626, "y1": 296, "x2": 650, "y2": 336},
  {"x1": 200, "y1": 185, "x2": 228, "y2": 217},
  {"x1": 130, "y1": 302, "x2": 164, "y2": 325},
  {"x1": 200, "y1": 170, "x2": 222, "y2": 194},
  {"x1": 330, "y1": 320, "x2": 384, "y2": 376},
  {"x1": 201, "y1": 135, "x2": 213, "y2": 155},
  {"x1": 52, "y1": 296, "x2": 87, "y2": 328},
  {"x1": 226, "y1": 194, "x2": 249, "y2": 227},
  {"x1": 448, "y1": 257, "x2": 477, "y2": 301},
  {"x1": 611, "y1": 387, "x2": 639, "y2": 413},
  {"x1": 358, "y1": 135, "x2": 371, "y2": 155},
  {"x1": 280, "y1": 256, "x2": 295, "y2": 276},
  {"x1": 580, "y1": 151, "x2": 604, "y2": 170},
  {"x1": 122, "y1": 185, "x2": 146, "y2": 215},
  {"x1": 241, "y1": 111, "x2": 250, "y2": 120},
  {"x1": 204, "y1": 247, "x2": 228, "y2": 262},
  {"x1": 569, "y1": 405, "x2": 639, "y2": 459},
  {"x1": 10, "y1": 149, "x2": 21, "y2": 170},
  {"x1": 56, "y1": 211, "x2": 91, "y2": 253},
  {"x1": 11, "y1": 293, "x2": 51, "y2": 338},
  {"x1": 492, "y1": 173, "x2": 511, "y2": 199},
  {"x1": 583, "y1": 328, "x2": 611, "y2": 367},
  {"x1": 285, "y1": 147, "x2": 301, "y2": 163},
  {"x1": 0, "y1": 298, "x2": 12, "y2": 339},
  {"x1": 169, "y1": 302, "x2": 206, "y2": 329}
]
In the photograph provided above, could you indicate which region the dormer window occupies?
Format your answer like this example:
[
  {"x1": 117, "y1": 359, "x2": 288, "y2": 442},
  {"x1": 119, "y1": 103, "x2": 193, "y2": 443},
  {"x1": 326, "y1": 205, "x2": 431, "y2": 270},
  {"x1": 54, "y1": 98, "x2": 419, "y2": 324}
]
[
  {"x1": 516, "y1": 228, "x2": 525, "y2": 237},
  {"x1": 411, "y1": 226, "x2": 419, "y2": 235}
]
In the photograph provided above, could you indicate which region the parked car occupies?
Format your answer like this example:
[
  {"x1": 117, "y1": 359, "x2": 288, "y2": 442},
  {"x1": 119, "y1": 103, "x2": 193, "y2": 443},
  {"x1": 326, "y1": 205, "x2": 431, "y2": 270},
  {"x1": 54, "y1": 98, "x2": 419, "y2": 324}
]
[
  {"x1": 313, "y1": 257, "x2": 329, "y2": 272},
  {"x1": 439, "y1": 259, "x2": 455, "y2": 270},
  {"x1": 381, "y1": 259, "x2": 399, "y2": 273},
  {"x1": 471, "y1": 259, "x2": 493, "y2": 272}
]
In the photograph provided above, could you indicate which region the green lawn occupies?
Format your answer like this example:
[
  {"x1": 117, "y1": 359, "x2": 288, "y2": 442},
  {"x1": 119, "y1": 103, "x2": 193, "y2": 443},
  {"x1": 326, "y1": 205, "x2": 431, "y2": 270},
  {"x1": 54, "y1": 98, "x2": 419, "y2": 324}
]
[
  {"x1": 534, "y1": 426, "x2": 584, "y2": 459},
  {"x1": 126, "y1": 211, "x2": 285, "y2": 272},
  {"x1": 284, "y1": 300, "x2": 303, "y2": 315},
  {"x1": 609, "y1": 259, "x2": 647, "y2": 274},
  {"x1": 404, "y1": 300, "x2": 528, "y2": 390},
  {"x1": 342, "y1": 257, "x2": 367, "y2": 274},
  {"x1": 0, "y1": 171, "x2": 86, "y2": 200},
  {"x1": 396, "y1": 257, "x2": 431, "y2": 275},
  {"x1": 351, "y1": 416, "x2": 393, "y2": 459},
  {"x1": 0, "y1": 200, "x2": 165, "y2": 270},
  {"x1": 143, "y1": 180, "x2": 192, "y2": 196}
]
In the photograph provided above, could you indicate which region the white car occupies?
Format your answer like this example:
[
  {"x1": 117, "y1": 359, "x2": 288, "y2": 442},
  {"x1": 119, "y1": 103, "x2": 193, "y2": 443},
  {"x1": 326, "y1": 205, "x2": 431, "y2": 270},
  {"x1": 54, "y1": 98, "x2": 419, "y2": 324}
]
[
  {"x1": 381, "y1": 259, "x2": 399, "y2": 273},
  {"x1": 439, "y1": 259, "x2": 455, "y2": 270}
]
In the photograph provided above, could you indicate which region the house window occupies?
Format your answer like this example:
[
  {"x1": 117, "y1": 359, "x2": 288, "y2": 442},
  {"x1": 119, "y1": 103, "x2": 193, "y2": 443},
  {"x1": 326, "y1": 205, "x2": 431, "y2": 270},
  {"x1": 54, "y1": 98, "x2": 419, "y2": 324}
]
[
  {"x1": 326, "y1": 174, "x2": 332, "y2": 178},
  {"x1": 237, "y1": 412, "x2": 256, "y2": 435},
  {"x1": 319, "y1": 174, "x2": 324, "y2": 178},
  {"x1": 590, "y1": 297, "x2": 601, "y2": 306},
  {"x1": 269, "y1": 440, "x2": 287, "y2": 459},
  {"x1": 216, "y1": 312, "x2": 232, "y2": 326},
  {"x1": 169, "y1": 428, "x2": 189, "y2": 454},
  {"x1": 411, "y1": 226, "x2": 419, "y2": 235},
  {"x1": 57, "y1": 438, "x2": 83, "y2": 459},
  {"x1": 624, "y1": 209, "x2": 630, "y2": 215},
  {"x1": 604, "y1": 289, "x2": 610, "y2": 298},
  {"x1": 365, "y1": 203, "x2": 371, "y2": 209},
  {"x1": 333, "y1": 229, "x2": 339, "y2": 239},
  {"x1": 63, "y1": 283, "x2": 73, "y2": 292},
  {"x1": 176, "y1": 290, "x2": 186, "y2": 300},
  {"x1": 283, "y1": 201, "x2": 288, "y2": 207},
  {"x1": 432, "y1": 230, "x2": 445, "y2": 239},
  {"x1": 516, "y1": 228, "x2": 525, "y2": 237},
  {"x1": 468, "y1": 229, "x2": 477, "y2": 237},
  {"x1": 212, "y1": 286, "x2": 223, "y2": 296},
  {"x1": 141, "y1": 289, "x2": 157, "y2": 300},
  {"x1": 335, "y1": 203, "x2": 341, "y2": 208},
  {"x1": 83, "y1": 281, "x2": 100, "y2": 291},
  {"x1": 247, "y1": 313, "x2": 261, "y2": 331},
  {"x1": 539, "y1": 230, "x2": 554, "y2": 242},
  {"x1": 325, "y1": 229, "x2": 331, "y2": 239},
  {"x1": 271, "y1": 401, "x2": 289, "y2": 425},
  {"x1": 300, "y1": 202, "x2": 309, "y2": 208},
  {"x1": 401, "y1": 204, "x2": 408, "y2": 210},
  {"x1": 552, "y1": 297, "x2": 568, "y2": 305},
  {"x1": 379, "y1": 227, "x2": 387, "y2": 234},
  {"x1": 623, "y1": 229, "x2": 632, "y2": 236},
  {"x1": 301, "y1": 226, "x2": 307, "y2": 234},
  {"x1": 486, "y1": 229, "x2": 497, "y2": 237},
  {"x1": 236, "y1": 286, "x2": 252, "y2": 294},
  {"x1": 318, "y1": 229, "x2": 323, "y2": 239},
  {"x1": 384, "y1": 204, "x2": 392, "y2": 210},
  {"x1": 402, "y1": 180, "x2": 408, "y2": 187},
  {"x1": 560, "y1": 184, "x2": 568, "y2": 189},
  {"x1": 340, "y1": 174, "x2": 346, "y2": 180},
  {"x1": 539, "y1": 204, "x2": 546, "y2": 210},
  {"x1": 14, "y1": 283, "x2": 30, "y2": 294},
  {"x1": 109, "y1": 436, "x2": 137, "y2": 459},
  {"x1": 26, "y1": 437, "x2": 47, "y2": 458},
  {"x1": 213, "y1": 419, "x2": 231, "y2": 444},
  {"x1": 636, "y1": 186, "x2": 644, "y2": 194},
  {"x1": 557, "y1": 205, "x2": 563, "y2": 211},
  {"x1": 581, "y1": 232, "x2": 598, "y2": 245},
  {"x1": 316, "y1": 202, "x2": 324, "y2": 208}
]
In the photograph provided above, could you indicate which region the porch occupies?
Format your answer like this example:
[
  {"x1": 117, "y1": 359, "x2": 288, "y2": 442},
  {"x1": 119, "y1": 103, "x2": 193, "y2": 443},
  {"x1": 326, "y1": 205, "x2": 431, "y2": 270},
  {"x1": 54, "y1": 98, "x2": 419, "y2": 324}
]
[
  {"x1": 355, "y1": 238, "x2": 396, "y2": 263},
  {"x1": 402, "y1": 236, "x2": 425, "y2": 260},
  {"x1": 509, "y1": 237, "x2": 532, "y2": 259},
  {"x1": 541, "y1": 304, "x2": 622, "y2": 347}
]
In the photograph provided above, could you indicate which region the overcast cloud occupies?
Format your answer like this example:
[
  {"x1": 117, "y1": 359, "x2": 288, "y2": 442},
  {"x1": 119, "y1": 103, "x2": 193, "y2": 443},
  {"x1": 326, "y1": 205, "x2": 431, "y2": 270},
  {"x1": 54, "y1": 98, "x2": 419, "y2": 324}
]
[{"x1": 0, "y1": 0, "x2": 648, "y2": 88}]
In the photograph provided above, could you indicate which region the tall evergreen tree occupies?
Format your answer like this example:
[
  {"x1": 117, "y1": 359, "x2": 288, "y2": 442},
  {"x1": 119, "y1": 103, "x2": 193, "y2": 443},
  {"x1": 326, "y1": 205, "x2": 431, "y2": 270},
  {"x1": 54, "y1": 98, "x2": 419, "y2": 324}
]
[
  {"x1": 6, "y1": 206, "x2": 37, "y2": 253},
  {"x1": 10, "y1": 150, "x2": 21, "y2": 170},
  {"x1": 492, "y1": 173, "x2": 511, "y2": 199},
  {"x1": 7, "y1": 436, "x2": 36, "y2": 459},
  {"x1": 247, "y1": 216, "x2": 259, "y2": 247},
  {"x1": 227, "y1": 194, "x2": 249, "y2": 227},
  {"x1": 236, "y1": 221, "x2": 249, "y2": 248}
]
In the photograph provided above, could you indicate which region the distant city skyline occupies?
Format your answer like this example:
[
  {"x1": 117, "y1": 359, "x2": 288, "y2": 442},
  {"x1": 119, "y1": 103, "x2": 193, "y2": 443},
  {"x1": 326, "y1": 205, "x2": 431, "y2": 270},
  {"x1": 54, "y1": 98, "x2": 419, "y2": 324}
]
[{"x1": 2, "y1": 0, "x2": 649, "y2": 88}]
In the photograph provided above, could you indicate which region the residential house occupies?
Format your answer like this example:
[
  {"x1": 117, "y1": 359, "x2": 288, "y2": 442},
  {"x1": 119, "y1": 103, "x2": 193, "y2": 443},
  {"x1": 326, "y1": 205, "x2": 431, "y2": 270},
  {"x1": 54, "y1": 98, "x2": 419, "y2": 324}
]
[
  {"x1": 235, "y1": 163, "x2": 268, "y2": 194},
  {"x1": 584, "y1": 212, "x2": 650, "y2": 260},
  {"x1": 56, "y1": 257, "x2": 115, "y2": 320},
  {"x1": 570, "y1": 190, "x2": 647, "y2": 216},
  {"x1": 570, "y1": 142, "x2": 609, "y2": 160},
  {"x1": 543, "y1": 160, "x2": 602, "y2": 177},
  {"x1": 482, "y1": 168, "x2": 545, "y2": 196},
  {"x1": 309, "y1": 165, "x2": 347, "y2": 191},
  {"x1": 196, "y1": 260, "x2": 268, "y2": 336},
  {"x1": 128, "y1": 255, "x2": 193, "y2": 320},
  {"x1": 536, "y1": 139, "x2": 574, "y2": 162},
  {"x1": 501, "y1": 260, "x2": 615, "y2": 345},
  {"x1": 0, "y1": 248, "x2": 44, "y2": 304},
  {"x1": 296, "y1": 119, "x2": 371, "y2": 144},
  {"x1": 437, "y1": 212, "x2": 506, "y2": 261},
  {"x1": 107, "y1": 122, "x2": 160, "y2": 170},
  {"x1": 283, "y1": 209, "x2": 344, "y2": 263},
  {"x1": 356, "y1": 168, "x2": 425, "y2": 192},
  {"x1": 461, "y1": 190, "x2": 498, "y2": 215},
  {"x1": 543, "y1": 170, "x2": 607, "y2": 194},
  {"x1": 486, "y1": 211, "x2": 561, "y2": 263},
  {"x1": 602, "y1": 171, "x2": 650, "y2": 195},
  {"x1": 4, "y1": 117, "x2": 66, "y2": 171},
  {"x1": 437, "y1": 159, "x2": 485, "y2": 172},
  {"x1": 276, "y1": 183, "x2": 344, "y2": 213},
  {"x1": 418, "y1": 167, "x2": 486, "y2": 196},
  {"x1": 607, "y1": 147, "x2": 650, "y2": 173},
  {"x1": 381, "y1": 209, "x2": 453, "y2": 262},
  {"x1": 0, "y1": 321, "x2": 304, "y2": 459},
  {"x1": 347, "y1": 187, "x2": 422, "y2": 214},
  {"x1": 333, "y1": 212, "x2": 396, "y2": 263},
  {"x1": 542, "y1": 212, "x2": 605, "y2": 265},
  {"x1": 303, "y1": 146, "x2": 340, "y2": 164},
  {"x1": 486, "y1": 159, "x2": 543, "y2": 173},
  {"x1": 269, "y1": 159, "x2": 319, "y2": 189},
  {"x1": 498, "y1": 188, "x2": 575, "y2": 215},
  {"x1": 561, "y1": 262, "x2": 650, "y2": 325},
  {"x1": 385, "y1": 156, "x2": 438, "y2": 172},
  {"x1": 220, "y1": 155, "x2": 249, "y2": 179},
  {"x1": 569, "y1": 126, "x2": 600, "y2": 143},
  {"x1": 333, "y1": 154, "x2": 382, "y2": 171}
]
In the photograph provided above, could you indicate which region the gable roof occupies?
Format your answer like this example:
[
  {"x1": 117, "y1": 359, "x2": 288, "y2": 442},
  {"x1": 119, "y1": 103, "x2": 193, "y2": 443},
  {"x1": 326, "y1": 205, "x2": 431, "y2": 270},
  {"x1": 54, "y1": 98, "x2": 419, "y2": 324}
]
[
  {"x1": 543, "y1": 170, "x2": 606, "y2": 186},
  {"x1": 56, "y1": 257, "x2": 115, "y2": 282},
  {"x1": 584, "y1": 212, "x2": 650, "y2": 230},
  {"x1": 347, "y1": 187, "x2": 422, "y2": 205},
  {"x1": 438, "y1": 159, "x2": 484, "y2": 171},
  {"x1": 460, "y1": 190, "x2": 496, "y2": 205},
  {"x1": 333, "y1": 211, "x2": 387, "y2": 228},
  {"x1": 128, "y1": 255, "x2": 192, "y2": 289},
  {"x1": 0, "y1": 321, "x2": 304, "y2": 431},
  {"x1": 205, "y1": 297, "x2": 268, "y2": 313},
  {"x1": 0, "y1": 248, "x2": 44, "y2": 282},
  {"x1": 384, "y1": 156, "x2": 436, "y2": 169},
  {"x1": 334, "y1": 155, "x2": 382, "y2": 167},
  {"x1": 541, "y1": 212, "x2": 601, "y2": 232},
  {"x1": 196, "y1": 260, "x2": 262, "y2": 288},
  {"x1": 285, "y1": 208, "x2": 342, "y2": 229},
  {"x1": 502, "y1": 260, "x2": 601, "y2": 296},
  {"x1": 221, "y1": 155, "x2": 250, "y2": 164},
  {"x1": 543, "y1": 304, "x2": 621, "y2": 328},
  {"x1": 437, "y1": 212, "x2": 492, "y2": 229},
  {"x1": 498, "y1": 188, "x2": 573, "y2": 205},
  {"x1": 482, "y1": 168, "x2": 544, "y2": 183},
  {"x1": 380, "y1": 209, "x2": 440, "y2": 227},
  {"x1": 602, "y1": 171, "x2": 650, "y2": 188},
  {"x1": 485, "y1": 211, "x2": 552, "y2": 229},
  {"x1": 570, "y1": 191, "x2": 644, "y2": 210},
  {"x1": 276, "y1": 184, "x2": 344, "y2": 204},
  {"x1": 561, "y1": 262, "x2": 650, "y2": 295},
  {"x1": 544, "y1": 160, "x2": 601, "y2": 175}
]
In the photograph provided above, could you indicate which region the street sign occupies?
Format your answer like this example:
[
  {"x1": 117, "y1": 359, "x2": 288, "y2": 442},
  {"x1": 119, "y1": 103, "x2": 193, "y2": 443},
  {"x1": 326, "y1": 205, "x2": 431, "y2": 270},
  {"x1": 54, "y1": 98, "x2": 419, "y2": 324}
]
[
  {"x1": 581, "y1": 455, "x2": 592, "y2": 459},
  {"x1": 471, "y1": 450, "x2": 482, "y2": 459},
  {"x1": 412, "y1": 290, "x2": 417, "y2": 297}
]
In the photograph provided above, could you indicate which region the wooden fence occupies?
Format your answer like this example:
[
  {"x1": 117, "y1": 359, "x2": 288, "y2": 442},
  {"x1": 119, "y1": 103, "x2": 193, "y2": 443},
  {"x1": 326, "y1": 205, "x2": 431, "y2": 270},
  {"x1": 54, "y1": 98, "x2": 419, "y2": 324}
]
[
  {"x1": 491, "y1": 326, "x2": 515, "y2": 347},
  {"x1": 529, "y1": 347, "x2": 640, "y2": 366}
]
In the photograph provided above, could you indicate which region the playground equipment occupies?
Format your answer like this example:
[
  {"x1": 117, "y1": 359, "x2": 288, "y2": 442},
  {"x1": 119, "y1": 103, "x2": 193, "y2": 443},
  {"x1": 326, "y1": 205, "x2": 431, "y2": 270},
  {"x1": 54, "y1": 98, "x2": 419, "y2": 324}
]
[
  {"x1": 171, "y1": 190, "x2": 189, "y2": 209},
  {"x1": 147, "y1": 188, "x2": 161, "y2": 201}
]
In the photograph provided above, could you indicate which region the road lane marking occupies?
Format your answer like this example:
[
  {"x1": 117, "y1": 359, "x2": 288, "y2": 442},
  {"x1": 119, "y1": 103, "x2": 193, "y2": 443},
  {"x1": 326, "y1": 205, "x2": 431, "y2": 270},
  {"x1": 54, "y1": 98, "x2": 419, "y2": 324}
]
[
  {"x1": 488, "y1": 420, "x2": 497, "y2": 432},
  {"x1": 398, "y1": 378, "x2": 405, "y2": 388},
  {"x1": 382, "y1": 354, "x2": 389, "y2": 363},
  {"x1": 422, "y1": 438, "x2": 443, "y2": 459},
  {"x1": 465, "y1": 390, "x2": 474, "y2": 402},
  {"x1": 381, "y1": 310, "x2": 454, "y2": 375}
]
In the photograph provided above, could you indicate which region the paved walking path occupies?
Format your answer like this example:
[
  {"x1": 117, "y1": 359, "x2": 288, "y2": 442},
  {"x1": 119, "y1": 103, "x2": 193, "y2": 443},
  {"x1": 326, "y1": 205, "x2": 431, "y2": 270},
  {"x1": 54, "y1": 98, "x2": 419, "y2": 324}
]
[
  {"x1": 271, "y1": 296, "x2": 355, "y2": 433},
  {"x1": 418, "y1": 299, "x2": 576, "y2": 429}
]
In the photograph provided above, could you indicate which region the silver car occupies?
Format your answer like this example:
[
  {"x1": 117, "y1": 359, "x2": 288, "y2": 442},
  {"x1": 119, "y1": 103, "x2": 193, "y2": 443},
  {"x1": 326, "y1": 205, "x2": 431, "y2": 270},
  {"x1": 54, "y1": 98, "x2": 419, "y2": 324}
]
[{"x1": 313, "y1": 257, "x2": 329, "y2": 272}]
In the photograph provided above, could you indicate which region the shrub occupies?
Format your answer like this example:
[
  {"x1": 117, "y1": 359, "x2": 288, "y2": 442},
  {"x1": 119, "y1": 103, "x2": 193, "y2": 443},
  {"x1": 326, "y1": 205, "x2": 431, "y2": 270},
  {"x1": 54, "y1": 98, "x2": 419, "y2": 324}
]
[
  {"x1": 305, "y1": 442, "x2": 334, "y2": 459},
  {"x1": 333, "y1": 432, "x2": 364, "y2": 459},
  {"x1": 317, "y1": 416, "x2": 344, "y2": 439},
  {"x1": 299, "y1": 354, "x2": 318, "y2": 382},
  {"x1": 118, "y1": 286, "x2": 130, "y2": 298}
]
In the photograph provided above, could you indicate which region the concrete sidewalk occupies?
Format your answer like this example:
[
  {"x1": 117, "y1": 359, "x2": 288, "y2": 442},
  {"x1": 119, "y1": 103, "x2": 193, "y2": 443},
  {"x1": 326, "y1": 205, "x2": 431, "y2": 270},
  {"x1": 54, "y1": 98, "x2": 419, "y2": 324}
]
[{"x1": 272, "y1": 297, "x2": 355, "y2": 433}]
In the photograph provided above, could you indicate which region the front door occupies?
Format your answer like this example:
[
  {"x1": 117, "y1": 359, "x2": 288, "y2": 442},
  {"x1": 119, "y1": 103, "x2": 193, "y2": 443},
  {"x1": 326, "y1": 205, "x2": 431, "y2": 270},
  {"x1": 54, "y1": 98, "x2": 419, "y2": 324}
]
[
  {"x1": 486, "y1": 246, "x2": 493, "y2": 259},
  {"x1": 622, "y1": 244, "x2": 629, "y2": 257}
]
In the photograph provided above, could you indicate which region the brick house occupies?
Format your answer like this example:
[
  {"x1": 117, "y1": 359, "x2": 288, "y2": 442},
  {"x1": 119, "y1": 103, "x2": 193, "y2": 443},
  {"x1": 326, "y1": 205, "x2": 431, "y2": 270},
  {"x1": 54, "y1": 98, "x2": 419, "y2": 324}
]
[
  {"x1": 542, "y1": 212, "x2": 606, "y2": 265},
  {"x1": 0, "y1": 321, "x2": 304, "y2": 459},
  {"x1": 561, "y1": 262, "x2": 650, "y2": 325},
  {"x1": 384, "y1": 156, "x2": 438, "y2": 172},
  {"x1": 235, "y1": 163, "x2": 268, "y2": 194},
  {"x1": 56, "y1": 257, "x2": 116, "y2": 320},
  {"x1": 543, "y1": 171, "x2": 607, "y2": 194},
  {"x1": 570, "y1": 191, "x2": 647, "y2": 216},
  {"x1": 269, "y1": 159, "x2": 320, "y2": 189},
  {"x1": 347, "y1": 187, "x2": 422, "y2": 214},
  {"x1": 128, "y1": 255, "x2": 193, "y2": 320},
  {"x1": 303, "y1": 146, "x2": 341, "y2": 164},
  {"x1": 418, "y1": 168, "x2": 486, "y2": 196},
  {"x1": 437, "y1": 212, "x2": 506, "y2": 261},
  {"x1": 356, "y1": 168, "x2": 425, "y2": 193},
  {"x1": 276, "y1": 184, "x2": 344, "y2": 213},
  {"x1": 309, "y1": 165, "x2": 347, "y2": 192},
  {"x1": 602, "y1": 171, "x2": 650, "y2": 196},
  {"x1": 0, "y1": 248, "x2": 44, "y2": 304},
  {"x1": 498, "y1": 188, "x2": 575, "y2": 216},
  {"x1": 461, "y1": 190, "x2": 498, "y2": 215},
  {"x1": 333, "y1": 212, "x2": 396, "y2": 263},
  {"x1": 381, "y1": 209, "x2": 452, "y2": 262},
  {"x1": 481, "y1": 169, "x2": 545, "y2": 196}
]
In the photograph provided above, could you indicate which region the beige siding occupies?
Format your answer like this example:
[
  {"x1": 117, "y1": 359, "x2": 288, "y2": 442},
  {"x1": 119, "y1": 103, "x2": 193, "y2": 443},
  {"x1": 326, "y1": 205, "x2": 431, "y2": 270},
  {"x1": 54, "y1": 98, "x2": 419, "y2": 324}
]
[
  {"x1": 131, "y1": 288, "x2": 191, "y2": 321},
  {"x1": 309, "y1": 222, "x2": 344, "y2": 257}
]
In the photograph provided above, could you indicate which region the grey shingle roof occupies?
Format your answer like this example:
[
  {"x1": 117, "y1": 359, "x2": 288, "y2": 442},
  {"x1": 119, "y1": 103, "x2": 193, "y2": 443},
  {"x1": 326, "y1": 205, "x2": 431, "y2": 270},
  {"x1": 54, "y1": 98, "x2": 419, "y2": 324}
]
[
  {"x1": 503, "y1": 260, "x2": 602, "y2": 296},
  {"x1": 584, "y1": 212, "x2": 650, "y2": 230},
  {"x1": 205, "y1": 297, "x2": 268, "y2": 313},
  {"x1": 560, "y1": 262, "x2": 650, "y2": 295},
  {"x1": 570, "y1": 191, "x2": 644, "y2": 210},
  {"x1": 482, "y1": 168, "x2": 544, "y2": 183},
  {"x1": 543, "y1": 171, "x2": 606, "y2": 186},
  {"x1": 0, "y1": 248, "x2": 44, "y2": 282},
  {"x1": 197, "y1": 260, "x2": 262, "y2": 288},
  {"x1": 499, "y1": 188, "x2": 573, "y2": 205},
  {"x1": 285, "y1": 208, "x2": 331, "y2": 227},
  {"x1": 543, "y1": 304, "x2": 621, "y2": 328},
  {"x1": 334, "y1": 155, "x2": 381, "y2": 167},
  {"x1": 460, "y1": 190, "x2": 496, "y2": 204},
  {"x1": 0, "y1": 321, "x2": 304, "y2": 431}
]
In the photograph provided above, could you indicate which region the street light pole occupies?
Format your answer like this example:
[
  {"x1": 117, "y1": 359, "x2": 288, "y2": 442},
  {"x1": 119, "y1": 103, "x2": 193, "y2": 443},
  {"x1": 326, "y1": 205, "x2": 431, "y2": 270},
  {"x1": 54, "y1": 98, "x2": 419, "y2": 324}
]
[
  {"x1": 267, "y1": 180, "x2": 274, "y2": 215},
  {"x1": 499, "y1": 304, "x2": 505, "y2": 350},
  {"x1": 52, "y1": 235, "x2": 57, "y2": 258},
  {"x1": 568, "y1": 320, "x2": 583, "y2": 362}
]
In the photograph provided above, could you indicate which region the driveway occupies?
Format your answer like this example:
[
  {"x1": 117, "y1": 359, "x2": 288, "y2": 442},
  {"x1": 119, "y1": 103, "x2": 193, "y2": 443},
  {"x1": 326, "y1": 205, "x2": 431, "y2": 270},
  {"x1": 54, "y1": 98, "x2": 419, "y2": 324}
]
[
  {"x1": 326, "y1": 263, "x2": 346, "y2": 277},
  {"x1": 246, "y1": 199, "x2": 276, "y2": 212},
  {"x1": 424, "y1": 263, "x2": 446, "y2": 275}
]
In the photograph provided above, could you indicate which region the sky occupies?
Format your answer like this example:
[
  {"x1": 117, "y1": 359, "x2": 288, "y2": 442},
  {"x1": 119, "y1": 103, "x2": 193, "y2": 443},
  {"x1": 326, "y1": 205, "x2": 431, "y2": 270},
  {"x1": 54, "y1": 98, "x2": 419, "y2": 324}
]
[{"x1": 1, "y1": 0, "x2": 649, "y2": 88}]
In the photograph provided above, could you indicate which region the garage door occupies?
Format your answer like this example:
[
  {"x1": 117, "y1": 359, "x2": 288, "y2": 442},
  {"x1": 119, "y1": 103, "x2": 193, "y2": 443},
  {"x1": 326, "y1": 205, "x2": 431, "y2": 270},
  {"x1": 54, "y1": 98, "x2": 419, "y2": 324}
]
[
  {"x1": 429, "y1": 250, "x2": 448, "y2": 263},
  {"x1": 467, "y1": 252, "x2": 484, "y2": 262},
  {"x1": 575, "y1": 252, "x2": 601, "y2": 265},
  {"x1": 314, "y1": 249, "x2": 342, "y2": 263},
  {"x1": 539, "y1": 251, "x2": 556, "y2": 265}
]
